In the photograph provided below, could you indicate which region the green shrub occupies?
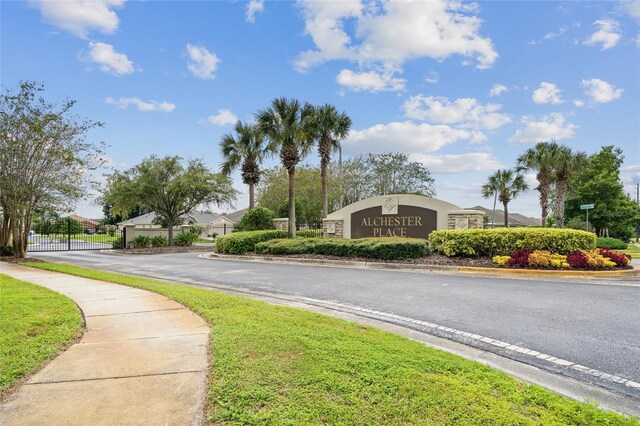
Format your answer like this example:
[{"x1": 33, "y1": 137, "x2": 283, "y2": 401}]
[
  {"x1": 174, "y1": 232, "x2": 198, "y2": 246},
  {"x1": 429, "y1": 228, "x2": 596, "y2": 257},
  {"x1": 150, "y1": 235, "x2": 168, "y2": 247},
  {"x1": 215, "y1": 230, "x2": 288, "y2": 254},
  {"x1": 189, "y1": 224, "x2": 205, "y2": 236},
  {"x1": 0, "y1": 245, "x2": 14, "y2": 256},
  {"x1": 296, "y1": 229, "x2": 323, "y2": 238},
  {"x1": 595, "y1": 237, "x2": 627, "y2": 250},
  {"x1": 255, "y1": 237, "x2": 429, "y2": 260},
  {"x1": 111, "y1": 237, "x2": 124, "y2": 249},
  {"x1": 132, "y1": 235, "x2": 152, "y2": 248},
  {"x1": 236, "y1": 206, "x2": 275, "y2": 231}
]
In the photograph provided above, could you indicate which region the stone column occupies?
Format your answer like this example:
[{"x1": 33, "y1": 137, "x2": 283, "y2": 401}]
[
  {"x1": 122, "y1": 224, "x2": 136, "y2": 248},
  {"x1": 447, "y1": 210, "x2": 485, "y2": 230},
  {"x1": 322, "y1": 219, "x2": 344, "y2": 238},
  {"x1": 273, "y1": 218, "x2": 289, "y2": 232}
]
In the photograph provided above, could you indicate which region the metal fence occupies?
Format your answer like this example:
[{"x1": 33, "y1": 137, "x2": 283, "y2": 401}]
[
  {"x1": 29, "y1": 218, "x2": 124, "y2": 252},
  {"x1": 296, "y1": 221, "x2": 323, "y2": 237}
]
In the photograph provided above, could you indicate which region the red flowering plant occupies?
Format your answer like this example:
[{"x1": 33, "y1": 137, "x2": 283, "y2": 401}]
[
  {"x1": 598, "y1": 248, "x2": 631, "y2": 267},
  {"x1": 507, "y1": 249, "x2": 533, "y2": 267}
]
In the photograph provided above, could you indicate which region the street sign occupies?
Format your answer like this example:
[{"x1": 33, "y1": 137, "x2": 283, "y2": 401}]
[{"x1": 580, "y1": 204, "x2": 594, "y2": 210}]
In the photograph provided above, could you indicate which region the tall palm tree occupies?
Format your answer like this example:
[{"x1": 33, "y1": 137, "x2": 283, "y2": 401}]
[
  {"x1": 308, "y1": 104, "x2": 352, "y2": 218},
  {"x1": 481, "y1": 169, "x2": 529, "y2": 227},
  {"x1": 256, "y1": 98, "x2": 314, "y2": 237},
  {"x1": 220, "y1": 121, "x2": 268, "y2": 210},
  {"x1": 552, "y1": 146, "x2": 586, "y2": 227},
  {"x1": 516, "y1": 141, "x2": 560, "y2": 227}
]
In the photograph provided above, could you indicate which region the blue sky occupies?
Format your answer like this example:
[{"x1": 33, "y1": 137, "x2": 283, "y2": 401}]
[{"x1": 2, "y1": 0, "x2": 639, "y2": 218}]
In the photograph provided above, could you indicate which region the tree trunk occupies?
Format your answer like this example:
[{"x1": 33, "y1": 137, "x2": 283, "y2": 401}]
[
  {"x1": 167, "y1": 220, "x2": 174, "y2": 246},
  {"x1": 503, "y1": 201, "x2": 509, "y2": 228},
  {"x1": 0, "y1": 211, "x2": 10, "y2": 247},
  {"x1": 491, "y1": 191, "x2": 497, "y2": 229},
  {"x1": 538, "y1": 179, "x2": 549, "y2": 228},
  {"x1": 249, "y1": 181, "x2": 255, "y2": 210},
  {"x1": 321, "y1": 161, "x2": 329, "y2": 218},
  {"x1": 288, "y1": 167, "x2": 296, "y2": 238},
  {"x1": 338, "y1": 145, "x2": 343, "y2": 209},
  {"x1": 554, "y1": 180, "x2": 567, "y2": 228}
]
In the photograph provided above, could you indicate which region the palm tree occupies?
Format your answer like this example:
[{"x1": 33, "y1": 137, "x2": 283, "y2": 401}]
[
  {"x1": 481, "y1": 169, "x2": 529, "y2": 227},
  {"x1": 551, "y1": 146, "x2": 586, "y2": 227},
  {"x1": 308, "y1": 104, "x2": 352, "y2": 218},
  {"x1": 220, "y1": 121, "x2": 268, "y2": 210},
  {"x1": 256, "y1": 98, "x2": 314, "y2": 237},
  {"x1": 516, "y1": 141, "x2": 560, "y2": 227}
]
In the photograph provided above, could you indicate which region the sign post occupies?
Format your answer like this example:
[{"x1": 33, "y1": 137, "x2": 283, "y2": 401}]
[{"x1": 580, "y1": 204, "x2": 594, "y2": 232}]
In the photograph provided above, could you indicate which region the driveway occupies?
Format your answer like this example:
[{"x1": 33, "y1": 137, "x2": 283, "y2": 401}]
[{"x1": 29, "y1": 250, "x2": 640, "y2": 399}]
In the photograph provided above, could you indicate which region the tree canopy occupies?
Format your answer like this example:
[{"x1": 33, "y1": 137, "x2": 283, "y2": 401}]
[
  {"x1": 104, "y1": 155, "x2": 236, "y2": 245},
  {"x1": 0, "y1": 81, "x2": 103, "y2": 257}
]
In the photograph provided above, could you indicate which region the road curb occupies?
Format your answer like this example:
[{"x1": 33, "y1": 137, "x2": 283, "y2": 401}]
[{"x1": 206, "y1": 253, "x2": 640, "y2": 278}]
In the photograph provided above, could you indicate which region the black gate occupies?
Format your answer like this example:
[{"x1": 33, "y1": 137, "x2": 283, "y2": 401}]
[{"x1": 29, "y1": 217, "x2": 124, "y2": 252}]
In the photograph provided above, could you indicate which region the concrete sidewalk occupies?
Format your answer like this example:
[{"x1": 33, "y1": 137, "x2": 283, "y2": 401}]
[{"x1": 0, "y1": 263, "x2": 209, "y2": 426}]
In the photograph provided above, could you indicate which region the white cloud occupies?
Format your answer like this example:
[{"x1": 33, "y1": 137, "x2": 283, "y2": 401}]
[
  {"x1": 336, "y1": 69, "x2": 406, "y2": 92},
  {"x1": 246, "y1": 0, "x2": 264, "y2": 23},
  {"x1": 86, "y1": 41, "x2": 134, "y2": 76},
  {"x1": 425, "y1": 71, "x2": 439, "y2": 84},
  {"x1": 573, "y1": 99, "x2": 586, "y2": 107},
  {"x1": 532, "y1": 82, "x2": 563, "y2": 104},
  {"x1": 186, "y1": 44, "x2": 219, "y2": 79},
  {"x1": 584, "y1": 19, "x2": 622, "y2": 50},
  {"x1": 489, "y1": 84, "x2": 508, "y2": 97},
  {"x1": 403, "y1": 95, "x2": 511, "y2": 130},
  {"x1": 528, "y1": 25, "x2": 568, "y2": 45},
  {"x1": 508, "y1": 113, "x2": 577, "y2": 144},
  {"x1": 618, "y1": 1, "x2": 640, "y2": 21},
  {"x1": 344, "y1": 121, "x2": 473, "y2": 155},
  {"x1": 31, "y1": 0, "x2": 124, "y2": 38},
  {"x1": 207, "y1": 109, "x2": 237, "y2": 126},
  {"x1": 105, "y1": 97, "x2": 175, "y2": 112},
  {"x1": 581, "y1": 78, "x2": 624, "y2": 103},
  {"x1": 410, "y1": 152, "x2": 504, "y2": 174},
  {"x1": 295, "y1": 0, "x2": 497, "y2": 73}
]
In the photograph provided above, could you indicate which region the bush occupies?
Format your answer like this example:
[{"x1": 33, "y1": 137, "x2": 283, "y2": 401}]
[
  {"x1": 527, "y1": 251, "x2": 569, "y2": 269},
  {"x1": 492, "y1": 255, "x2": 510, "y2": 266},
  {"x1": 236, "y1": 207, "x2": 275, "y2": 231},
  {"x1": 189, "y1": 224, "x2": 205, "y2": 236},
  {"x1": 255, "y1": 237, "x2": 429, "y2": 260},
  {"x1": 507, "y1": 249, "x2": 533, "y2": 267},
  {"x1": 215, "y1": 230, "x2": 288, "y2": 254},
  {"x1": 150, "y1": 235, "x2": 168, "y2": 247},
  {"x1": 595, "y1": 237, "x2": 627, "y2": 250},
  {"x1": 598, "y1": 248, "x2": 631, "y2": 267},
  {"x1": 174, "y1": 232, "x2": 198, "y2": 246},
  {"x1": 429, "y1": 228, "x2": 596, "y2": 257},
  {"x1": 0, "y1": 245, "x2": 14, "y2": 256},
  {"x1": 567, "y1": 250, "x2": 615, "y2": 269},
  {"x1": 132, "y1": 235, "x2": 152, "y2": 248},
  {"x1": 111, "y1": 237, "x2": 124, "y2": 249}
]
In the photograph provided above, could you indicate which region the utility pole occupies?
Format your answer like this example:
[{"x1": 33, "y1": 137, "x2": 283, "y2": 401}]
[{"x1": 338, "y1": 144, "x2": 344, "y2": 209}]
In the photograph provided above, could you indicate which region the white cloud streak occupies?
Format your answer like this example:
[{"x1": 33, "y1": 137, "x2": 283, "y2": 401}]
[
  {"x1": 186, "y1": 44, "x2": 219, "y2": 79},
  {"x1": 105, "y1": 97, "x2": 175, "y2": 112},
  {"x1": 30, "y1": 0, "x2": 124, "y2": 38},
  {"x1": 86, "y1": 41, "x2": 134, "y2": 76},
  {"x1": 581, "y1": 78, "x2": 624, "y2": 103},
  {"x1": 584, "y1": 19, "x2": 622, "y2": 50},
  {"x1": 246, "y1": 0, "x2": 264, "y2": 23},
  {"x1": 336, "y1": 69, "x2": 406, "y2": 92},
  {"x1": 207, "y1": 109, "x2": 237, "y2": 126},
  {"x1": 532, "y1": 82, "x2": 563, "y2": 104},
  {"x1": 508, "y1": 113, "x2": 577, "y2": 144},
  {"x1": 410, "y1": 152, "x2": 504, "y2": 174},
  {"x1": 489, "y1": 84, "x2": 508, "y2": 97}
]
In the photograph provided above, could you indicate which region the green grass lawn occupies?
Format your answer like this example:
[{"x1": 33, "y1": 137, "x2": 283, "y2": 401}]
[
  {"x1": 0, "y1": 274, "x2": 83, "y2": 398},
  {"x1": 620, "y1": 244, "x2": 640, "y2": 259},
  {"x1": 34, "y1": 233, "x2": 116, "y2": 244},
  {"x1": 21, "y1": 262, "x2": 638, "y2": 425}
]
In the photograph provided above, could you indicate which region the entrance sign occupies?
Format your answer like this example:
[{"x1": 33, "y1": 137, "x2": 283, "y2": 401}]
[
  {"x1": 580, "y1": 204, "x2": 594, "y2": 210},
  {"x1": 351, "y1": 205, "x2": 437, "y2": 238}
]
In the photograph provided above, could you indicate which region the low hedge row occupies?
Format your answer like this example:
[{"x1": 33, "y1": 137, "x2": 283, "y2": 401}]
[
  {"x1": 215, "y1": 230, "x2": 288, "y2": 254},
  {"x1": 429, "y1": 228, "x2": 596, "y2": 257},
  {"x1": 255, "y1": 237, "x2": 429, "y2": 260},
  {"x1": 595, "y1": 237, "x2": 627, "y2": 250}
]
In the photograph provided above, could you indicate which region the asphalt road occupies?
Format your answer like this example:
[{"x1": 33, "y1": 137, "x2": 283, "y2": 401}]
[{"x1": 21, "y1": 250, "x2": 640, "y2": 398}]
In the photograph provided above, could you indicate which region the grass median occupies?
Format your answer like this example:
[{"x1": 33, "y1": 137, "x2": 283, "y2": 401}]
[
  {"x1": 21, "y1": 261, "x2": 638, "y2": 425},
  {"x1": 0, "y1": 274, "x2": 83, "y2": 398}
]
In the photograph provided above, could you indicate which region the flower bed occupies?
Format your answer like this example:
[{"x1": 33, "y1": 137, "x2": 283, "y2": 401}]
[{"x1": 492, "y1": 248, "x2": 631, "y2": 269}]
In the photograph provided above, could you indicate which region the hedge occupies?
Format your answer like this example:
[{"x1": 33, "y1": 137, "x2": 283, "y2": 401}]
[
  {"x1": 595, "y1": 237, "x2": 627, "y2": 250},
  {"x1": 255, "y1": 237, "x2": 429, "y2": 260},
  {"x1": 429, "y1": 228, "x2": 596, "y2": 257},
  {"x1": 215, "y1": 230, "x2": 288, "y2": 254}
]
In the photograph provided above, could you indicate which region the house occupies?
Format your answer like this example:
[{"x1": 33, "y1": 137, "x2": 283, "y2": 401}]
[
  {"x1": 206, "y1": 208, "x2": 249, "y2": 236},
  {"x1": 467, "y1": 206, "x2": 541, "y2": 227},
  {"x1": 117, "y1": 208, "x2": 249, "y2": 237},
  {"x1": 69, "y1": 214, "x2": 101, "y2": 232}
]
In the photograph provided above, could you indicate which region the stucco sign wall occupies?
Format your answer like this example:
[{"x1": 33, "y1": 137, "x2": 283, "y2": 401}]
[{"x1": 322, "y1": 194, "x2": 483, "y2": 239}]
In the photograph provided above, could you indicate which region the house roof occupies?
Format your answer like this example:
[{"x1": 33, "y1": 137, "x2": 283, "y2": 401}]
[
  {"x1": 186, "y1": 211, "x2": 220, "y2": 224},
  {"x1": 221, "y1": 207, "x2": 249, "y2": 224},
  {"x1": 117, "y1": 212, "x2": 158, "y2": 226},
  {"x1": 467, "y1": 206, "x2": 541, "y2": 227},
  {"x1": 117, "y1": 210, "x2": 221, "y2": 226}
]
